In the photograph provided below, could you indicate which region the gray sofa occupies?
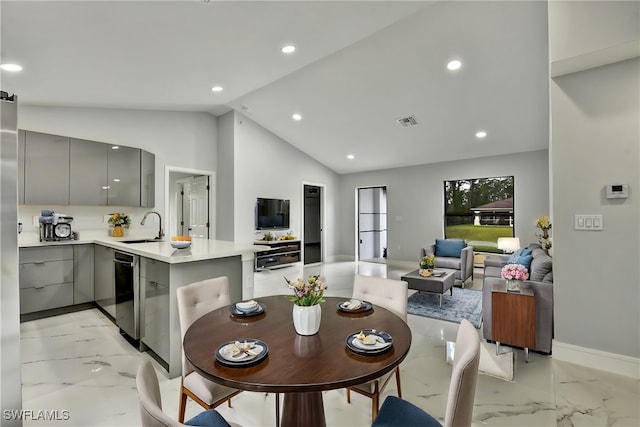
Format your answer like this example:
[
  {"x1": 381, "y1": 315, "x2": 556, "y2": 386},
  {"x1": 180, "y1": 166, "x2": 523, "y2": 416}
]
[
  {"x1": 421, "y1": 239, "x2": 474, "y2": 287},
  {"x1": 482, "y1": 243, "x2": 554, "y2": 354}
]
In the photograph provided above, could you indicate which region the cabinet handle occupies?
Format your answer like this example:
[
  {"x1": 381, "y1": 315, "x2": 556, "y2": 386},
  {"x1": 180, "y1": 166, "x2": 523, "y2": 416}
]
[
  {"x1": 32, "y1": 262, "x2": 46, "y2": 266},
  {"x1": 149, "y1": 281, "x2": 158, "y2": 287},
  {"x1": 34, "y1": 285, "x2": 45, "y2": 290}
]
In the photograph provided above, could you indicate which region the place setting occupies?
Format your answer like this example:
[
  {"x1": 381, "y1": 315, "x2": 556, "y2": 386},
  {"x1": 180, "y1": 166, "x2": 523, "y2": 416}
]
[
  {"x1": 229, "y1": 299, "x2": 266, "y2": 318},
  {"x1": 215, "y1": 338, "x2": 269, "y2": 367},
  {"x1": 345, "y1": 328, "x2": 393, "y2": 356},
  {"x1": 336, "y1": 298, "x2": 373, "y2": 314}
]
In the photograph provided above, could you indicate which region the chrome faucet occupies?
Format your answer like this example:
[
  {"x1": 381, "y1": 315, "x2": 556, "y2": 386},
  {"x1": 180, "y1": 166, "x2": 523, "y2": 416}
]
[{"x1": 141, "y1": 211, "x2": 164, "y2": 240}]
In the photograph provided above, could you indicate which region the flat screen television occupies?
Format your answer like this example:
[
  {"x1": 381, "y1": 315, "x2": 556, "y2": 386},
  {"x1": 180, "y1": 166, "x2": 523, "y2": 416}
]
[{"x1": 256, "y1": 198, "x2": 290, "y2": 230}]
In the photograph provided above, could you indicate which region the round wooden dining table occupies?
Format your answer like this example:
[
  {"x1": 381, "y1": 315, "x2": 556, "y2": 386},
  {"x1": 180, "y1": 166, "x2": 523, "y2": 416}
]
[{"x1": 183, "y1": 295, "x2": 412, "y2": 427}]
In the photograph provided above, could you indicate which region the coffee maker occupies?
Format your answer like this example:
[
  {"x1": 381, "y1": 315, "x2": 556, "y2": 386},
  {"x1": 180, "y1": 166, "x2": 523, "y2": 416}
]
[{"x1": 39, "y1": 211, "x2": 74, "y2": 241}]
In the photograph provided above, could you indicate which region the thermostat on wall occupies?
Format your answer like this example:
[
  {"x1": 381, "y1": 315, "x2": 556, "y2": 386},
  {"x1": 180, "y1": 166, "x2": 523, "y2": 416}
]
[{"x1": 606, "y1": 183, "x2": 628, "y2": 199}]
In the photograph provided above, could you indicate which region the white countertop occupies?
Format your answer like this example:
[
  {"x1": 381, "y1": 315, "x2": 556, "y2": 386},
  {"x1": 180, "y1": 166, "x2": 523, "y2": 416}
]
[{"x1": 19, "y1": 230, "x2": 268, "y2": 264}]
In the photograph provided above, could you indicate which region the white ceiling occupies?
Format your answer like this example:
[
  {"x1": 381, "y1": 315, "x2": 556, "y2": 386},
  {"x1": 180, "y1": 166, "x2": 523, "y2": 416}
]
[{"x1": 1, "y1": 1, "x2": 550, "y2": 174}]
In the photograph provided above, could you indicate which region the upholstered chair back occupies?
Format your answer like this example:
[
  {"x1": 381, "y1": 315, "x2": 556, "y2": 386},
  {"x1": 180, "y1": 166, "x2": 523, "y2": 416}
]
[
  {"x1": 176, "y1": 276, "x2": 231, "y2": 377},
  {"x1": 352, "y1": 275, "x2": 408, "y2": 322},
  {"x1": 444, "y1": 319, "x2": 481, "y2": 427},
  {"x1": 136, "y1": 360, "x2": 181, "y2": 427}
]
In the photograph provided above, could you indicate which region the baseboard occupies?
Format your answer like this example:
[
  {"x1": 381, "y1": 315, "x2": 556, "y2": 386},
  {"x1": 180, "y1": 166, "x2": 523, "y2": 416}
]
[{"x1": 553, "y1": 340, "x2": 640, "y2": 379}]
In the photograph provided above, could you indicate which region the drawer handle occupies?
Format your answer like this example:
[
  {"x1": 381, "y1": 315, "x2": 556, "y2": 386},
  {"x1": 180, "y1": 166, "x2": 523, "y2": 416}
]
[
  {"x1": 32, "y1": 262, "x2": 46, "y2": 266},
  {"x1": 34, "y1": 285, "x2": 45, "y2": 290}
]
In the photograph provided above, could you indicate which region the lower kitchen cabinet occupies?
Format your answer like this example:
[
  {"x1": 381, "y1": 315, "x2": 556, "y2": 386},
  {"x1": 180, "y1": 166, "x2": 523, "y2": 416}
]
[
  {"x1": 73, "y1": 244, "x2": 95, "y2": 304},
  {"x1": 19, "y1": 246, "x2": 74, "y2": 314},
  {"x1": 140, "y1": 257, "x2": 170, "y2": 363},
  {"x1": 94, "y1": 244, "x2": 115, "y2": 318}
]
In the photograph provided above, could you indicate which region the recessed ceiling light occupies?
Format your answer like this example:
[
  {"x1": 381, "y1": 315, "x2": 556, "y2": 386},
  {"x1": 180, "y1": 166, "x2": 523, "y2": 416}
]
[
  {"x1": 292, "y1": 113, "x2": 302, "y2": 121},
  {"x1": 211, "y1": 85, "x2": 223, "y2": 92},
  {"x1": 447, "y1": 59, "x2": 462, "y2": 71},
  {"x1": 281, "y1": 45, "x2": 296, "y2": 54},
  {"x1": 347, "y1": 154, "x2": 355, "y2": 160},
  {"x1": 475, "y1": 130, "x2": 487, "y2": 139},
  {"x1": 0, "y1": 63, "x2": 22, "y2": 72},
  {"x1": 111, "y1": 146, "x2": 119, "y2": 150},
  {"x1": 113, "y1": 178, "x2": 120, "y2": 182}
]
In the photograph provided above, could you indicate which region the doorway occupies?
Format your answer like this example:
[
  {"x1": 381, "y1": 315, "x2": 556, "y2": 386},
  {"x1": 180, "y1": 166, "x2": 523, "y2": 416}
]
[
  {"x1": 303, "y1": 184, "x2": 323, "y2": 264},
  {"x1": 165, "y1": 166, "x2": 215, "y2": 239},
  {"x1": 357, "y1": 186, "x2": 387, "y2": 263}
]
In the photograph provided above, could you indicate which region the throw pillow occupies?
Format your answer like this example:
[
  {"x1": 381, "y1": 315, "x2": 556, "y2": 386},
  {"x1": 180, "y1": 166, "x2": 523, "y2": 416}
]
[
  {"x1": 435, "y1": 239, "x2": 466, "y2": 258},
  {"x1": 507, "y1": 249, "x2": 523, "y2": 264},
  {"x1": 515, "y1": 254, "x2": 533, "y2": 270}
]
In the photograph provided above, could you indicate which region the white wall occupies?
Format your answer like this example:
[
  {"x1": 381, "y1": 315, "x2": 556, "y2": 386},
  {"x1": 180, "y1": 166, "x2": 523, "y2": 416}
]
[
  {"x1": 549, "y1": 1, "x2": 640, "y2": 362},
  {"x1": 216, "y1": 111, "x2": 235, "y2": 241},
  {"x1": 17, "y1": 105, "x2": 217, "y2": 233},
  {"x1": 338, "y1": 150, "x2": 549, "y2": 261},
  {"x1": 231, "y1": 111, "x2": 340, "y2": 256}
]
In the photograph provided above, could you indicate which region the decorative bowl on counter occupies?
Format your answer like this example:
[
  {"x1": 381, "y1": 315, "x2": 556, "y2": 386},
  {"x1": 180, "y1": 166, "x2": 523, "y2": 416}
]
[{"x1": 171, "y1": 236, "x2": 192, "y2": 249}]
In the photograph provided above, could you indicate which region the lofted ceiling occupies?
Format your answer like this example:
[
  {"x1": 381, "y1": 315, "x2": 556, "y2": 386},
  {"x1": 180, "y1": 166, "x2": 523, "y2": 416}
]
[{"x1": 1, "y1": 1, "x2": 549, "y2": 174}]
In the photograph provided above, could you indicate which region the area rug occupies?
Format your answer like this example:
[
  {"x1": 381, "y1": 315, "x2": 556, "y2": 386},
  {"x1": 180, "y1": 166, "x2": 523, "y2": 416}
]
[{"x1": 407, "y1": 287, "x2": 483, "y2": 328}]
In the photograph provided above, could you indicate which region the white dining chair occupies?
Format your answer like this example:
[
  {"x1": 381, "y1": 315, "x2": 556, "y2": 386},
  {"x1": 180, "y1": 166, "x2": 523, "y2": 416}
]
[
  {"x1": 347, "y1": 275, "x2": 408, "y2": 421},
  {"x1": 176, "y1": 277, "x2": 242, "y2": 423},
  {"x1": 372, "y1": 319, "x2": 481, "y2": 427},
  {"x1": 136, "y1": 360, "x2": 235, "y2": 427}
]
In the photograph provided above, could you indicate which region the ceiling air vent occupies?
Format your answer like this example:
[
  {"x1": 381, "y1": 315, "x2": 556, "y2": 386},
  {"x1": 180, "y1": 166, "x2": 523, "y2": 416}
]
[{"x1": 395, "y1": 115, "x2": 418, "y2": 127}]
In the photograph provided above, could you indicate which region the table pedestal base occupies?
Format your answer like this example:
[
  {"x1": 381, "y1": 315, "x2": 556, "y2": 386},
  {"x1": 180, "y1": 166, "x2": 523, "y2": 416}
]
[{"x1": 282, "y1": 392, "x2": 325, "y2": 427}]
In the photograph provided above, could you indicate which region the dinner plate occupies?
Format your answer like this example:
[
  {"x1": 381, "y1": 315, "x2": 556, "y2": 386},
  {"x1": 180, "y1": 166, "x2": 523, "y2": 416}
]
[
  {"x1": 228, "y1": 302, "x2": 266, "y2": 317},
  {"x1": 345, "y1": 329, "x2": 393, "y2": 356},
  {"x1": 215, "y1": 339, "x2": 269, "y2": 367},
  {"x1": 337, "y1": 300, "x2": 373, "y2": 313}
]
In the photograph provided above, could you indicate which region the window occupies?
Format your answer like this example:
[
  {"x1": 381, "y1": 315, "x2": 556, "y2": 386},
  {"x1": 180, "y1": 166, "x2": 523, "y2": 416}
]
[{"x1": 444, "y1": 176, "x2": 514, "y2": 253}]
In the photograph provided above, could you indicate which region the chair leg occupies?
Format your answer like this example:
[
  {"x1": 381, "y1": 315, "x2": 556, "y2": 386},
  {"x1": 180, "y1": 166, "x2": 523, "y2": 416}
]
[
  {"x1": 346, "y1": 388, "x2": 351, "y2": 403},
  {"x1": 394, "y1": 367, "x2": 402, "y2": 398},
  {"x1": 178, "y1": 386, "x2": 188, "y2": 423},
  {"x1": 371, "y1": 392, "x2": 379, "y2": 421},
  {"x1": 227, "y1": 397, "x2": 232, "y2": 408},
  {"x1": 275, "y1": 393, "x2": 280, "y2": 426}
]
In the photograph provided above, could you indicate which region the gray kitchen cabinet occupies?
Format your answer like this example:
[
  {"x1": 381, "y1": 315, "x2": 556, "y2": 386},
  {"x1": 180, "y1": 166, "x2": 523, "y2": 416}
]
[
  {"x1": 141, "y1": 149, "x2": 155, "y2": 208},
  {"x1": 18, "y1": 129, "x2": 25, "y2": 204},
  {"x1": 24, "y1": 131, "x2": 70, "y2": 205},
  {"x1": 140, "y1": 257, "x2": 169, "y2": 364},
  {"x1": 94, "y1": 244, "x2": 115, "y2": 318},
  {"x1": 108, "y1": 145, "x2": 140, "y2": 207},
  {"x1": 19, "y1": 246, "x2": 74, "y2": 314},
  {"x1": 73, "y1": 244, "x2": 95, "y2": 304},
  {"x1": 70, "y1": 138, "x2": 108, "y2": 205}
]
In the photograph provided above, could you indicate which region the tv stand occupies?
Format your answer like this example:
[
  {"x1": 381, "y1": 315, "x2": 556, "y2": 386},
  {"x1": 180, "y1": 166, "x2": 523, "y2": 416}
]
[{"x1": 254, "y1": 240, "x2": 301, "y2": 270}]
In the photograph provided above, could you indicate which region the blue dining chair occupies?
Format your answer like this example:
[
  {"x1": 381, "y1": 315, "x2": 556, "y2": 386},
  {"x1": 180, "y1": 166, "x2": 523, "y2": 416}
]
[{"x1": 372, "y1": 319, "x2": 480, "y2": 427}]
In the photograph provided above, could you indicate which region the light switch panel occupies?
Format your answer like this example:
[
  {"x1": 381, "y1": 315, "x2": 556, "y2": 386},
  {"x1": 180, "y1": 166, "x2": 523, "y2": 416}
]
[{"x1": 575, "y1": 214, "x2": 603, "y2": 231}]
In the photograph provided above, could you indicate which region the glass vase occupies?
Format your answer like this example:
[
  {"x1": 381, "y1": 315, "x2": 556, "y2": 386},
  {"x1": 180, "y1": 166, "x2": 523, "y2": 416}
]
[
  {"x1": 506, "y1": 279, "x2": 521, "y2": 292},
  {"x1": 292, "y1": 304, "x2": 321, "y2": 335},
  {"x1": 112, "y1": 225, "x2": 125, "y2": 237}
]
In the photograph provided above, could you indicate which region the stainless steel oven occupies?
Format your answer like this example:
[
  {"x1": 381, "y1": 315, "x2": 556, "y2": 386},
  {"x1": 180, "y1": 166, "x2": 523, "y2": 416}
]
[{"x1": 114, "y1": 251, "x2": 140, "y2": 344}]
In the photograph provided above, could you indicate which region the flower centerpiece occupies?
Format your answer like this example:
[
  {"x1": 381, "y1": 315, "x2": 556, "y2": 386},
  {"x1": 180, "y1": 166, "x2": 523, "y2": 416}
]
[
  {"x1": 108, "y1": 213, "x2": 131, "y2": 237},
  {"x1": 419, "y1": 254, "x2": 436, "y2": 276},
  {"x1": 285, "y1": 274, "x2": 327, "y2": 335},
  {"x1": 536, "y1": 216, "x2": 552, "y2": 250},
  {"x1": 501, "y1": 263, "x2": 529, "y2": 292}
]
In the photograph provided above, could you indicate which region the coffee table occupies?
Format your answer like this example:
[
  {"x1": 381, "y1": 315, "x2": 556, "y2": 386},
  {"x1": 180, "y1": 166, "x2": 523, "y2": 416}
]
[{"x1": 401, "y1": 269, "x2": 455, "y2": 307}]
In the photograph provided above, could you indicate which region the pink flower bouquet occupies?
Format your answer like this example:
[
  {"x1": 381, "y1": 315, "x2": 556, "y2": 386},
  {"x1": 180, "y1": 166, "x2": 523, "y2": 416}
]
[{"x1": 501, "y1": 263, "x2": 529, "y2": 281}]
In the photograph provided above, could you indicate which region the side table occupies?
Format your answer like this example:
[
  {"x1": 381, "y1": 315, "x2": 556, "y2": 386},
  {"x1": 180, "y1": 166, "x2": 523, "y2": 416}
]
[{"x1": 491, "y1": 283, "x2": 536, "y2": 362}]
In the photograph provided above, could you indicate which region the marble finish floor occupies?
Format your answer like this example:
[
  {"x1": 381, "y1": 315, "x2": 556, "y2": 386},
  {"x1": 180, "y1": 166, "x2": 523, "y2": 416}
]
[{"x1": 20, "y1": 261, "x2": 639, "y2": 426}]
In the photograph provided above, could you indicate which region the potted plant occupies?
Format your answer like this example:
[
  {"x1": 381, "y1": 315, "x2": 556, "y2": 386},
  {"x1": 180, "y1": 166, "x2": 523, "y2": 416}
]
[
  {"x1": 419, "y1": 254, "x2": 436, "y2": 276},
  {"x1": 284, "y1": 274, "x2": 327, "y2": 335},
  {"x1": 501, "y1": 263, "x2": 529, "y2": 292},
  {"x1": 108, "y1": 213, "x2": 131, "y2": 237}
]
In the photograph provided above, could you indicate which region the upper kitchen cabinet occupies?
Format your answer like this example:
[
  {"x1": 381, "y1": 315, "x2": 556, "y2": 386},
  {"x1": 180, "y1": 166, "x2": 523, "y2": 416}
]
[
  {"x1": 70, "y1": 138, "x2": 109, "y2": 205},
  {"x1": 107, "y1": 145, "x2": 140, "y2": 207},
  {"x1": 24, "y1": 131, "x2": 70, "y2": 205},
  {"x1": 141, "y1": 150, "x2": 155, "y2": 208},
  {"x1": 18, "y1": 130, "x2": 25, "y2": 204}
]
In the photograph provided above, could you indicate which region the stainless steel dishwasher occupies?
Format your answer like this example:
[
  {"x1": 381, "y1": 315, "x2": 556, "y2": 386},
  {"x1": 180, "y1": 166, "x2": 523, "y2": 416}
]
[{"x1": 114, "y1": 251, "x2": 140, "y2": 345}]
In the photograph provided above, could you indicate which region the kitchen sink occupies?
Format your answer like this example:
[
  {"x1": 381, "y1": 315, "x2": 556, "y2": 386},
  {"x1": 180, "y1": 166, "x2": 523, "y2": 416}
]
[{"x1": 121, "y1": 239, "x2": 164, "y2": 244}]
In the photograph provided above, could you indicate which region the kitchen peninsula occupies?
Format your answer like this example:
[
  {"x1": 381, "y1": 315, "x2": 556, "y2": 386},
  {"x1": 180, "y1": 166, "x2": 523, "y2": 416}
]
[{"x1": 19, "y1": 231, "x2": 266, "y2": 378}]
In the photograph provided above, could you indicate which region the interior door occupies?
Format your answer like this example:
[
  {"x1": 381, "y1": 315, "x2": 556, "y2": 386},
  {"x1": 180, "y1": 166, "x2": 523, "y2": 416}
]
[
  {"x1": 177, "y1": 175, "x2": 209, "y2": 238},
  {"x1": 304, "y1": 185, "x2": 322, "y2": 264},
  {"x1": 358, "y1": 186, "x2": 387, "y2": 262}
]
